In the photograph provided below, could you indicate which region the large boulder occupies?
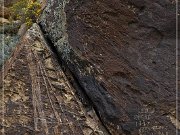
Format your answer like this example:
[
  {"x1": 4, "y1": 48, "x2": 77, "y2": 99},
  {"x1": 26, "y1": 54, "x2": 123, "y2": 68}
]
[
  {"x1": 39, "y1": 0, "x2": 178, "y2": 134},
  {"x1": 0, "y1": 23, "x2": 109, "y2": 135}
]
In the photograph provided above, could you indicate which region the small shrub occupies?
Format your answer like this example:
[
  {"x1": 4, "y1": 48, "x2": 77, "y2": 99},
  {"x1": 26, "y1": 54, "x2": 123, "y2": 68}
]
[
  {"x1": 10, "y1": 0, "x2": 41, "y2": 27},
  {"x1": 0, "y1": 22, "x2": 21, "y2": 34}
]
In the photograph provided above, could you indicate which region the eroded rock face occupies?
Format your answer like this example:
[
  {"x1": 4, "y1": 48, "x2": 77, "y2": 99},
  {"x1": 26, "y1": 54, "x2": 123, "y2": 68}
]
[
  {"x1": 40, "y1": 0, "x2": 178, "y2": 134},
  {"x1": 0, "y1": 23, "x2": 109, "y2": 135}
]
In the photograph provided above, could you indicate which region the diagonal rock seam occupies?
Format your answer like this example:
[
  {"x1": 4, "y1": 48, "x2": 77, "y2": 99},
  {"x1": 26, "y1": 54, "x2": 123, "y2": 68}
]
[
  {"x1": 38, "y1": 23, "x2": 120, "y2": 134},
  {"x1": 38, "y1": 23, "x2": 114, "y2": 135},
  {"x1": 38, "y1": 0, "x2": 122, "y2": 134}
]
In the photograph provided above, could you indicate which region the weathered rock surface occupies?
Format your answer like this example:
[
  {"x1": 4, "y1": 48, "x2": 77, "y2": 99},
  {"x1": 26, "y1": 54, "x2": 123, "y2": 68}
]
[
  {"x1": 39, "y1": 0, "x2": 178, "y2": 134},
  {"x1": 0, "y1": 23, "x2": 110, "y2": 135}
]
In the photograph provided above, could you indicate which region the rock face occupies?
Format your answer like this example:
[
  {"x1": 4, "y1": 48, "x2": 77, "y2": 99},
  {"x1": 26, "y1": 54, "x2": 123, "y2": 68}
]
[
  {"x1": 0, "y1": 24, "x2": 109, "y2": 135},
  {"x1": 39, "y1": 0, "x2": 178, "y2": 134}
]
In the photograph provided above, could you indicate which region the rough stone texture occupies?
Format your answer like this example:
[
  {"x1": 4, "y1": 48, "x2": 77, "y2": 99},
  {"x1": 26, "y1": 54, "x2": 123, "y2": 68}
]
[
  {"x1": 40, "y1": 0, "x2": 178, "y2": 134},
  {"x1": 0, "y1": 23, "x2": 109, "y2": 135}
]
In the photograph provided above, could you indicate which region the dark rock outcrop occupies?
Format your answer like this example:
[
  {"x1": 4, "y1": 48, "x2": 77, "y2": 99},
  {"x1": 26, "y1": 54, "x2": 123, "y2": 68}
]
[{"x1": 39, "y1": 0, "x2": 178, "y2": 134}]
